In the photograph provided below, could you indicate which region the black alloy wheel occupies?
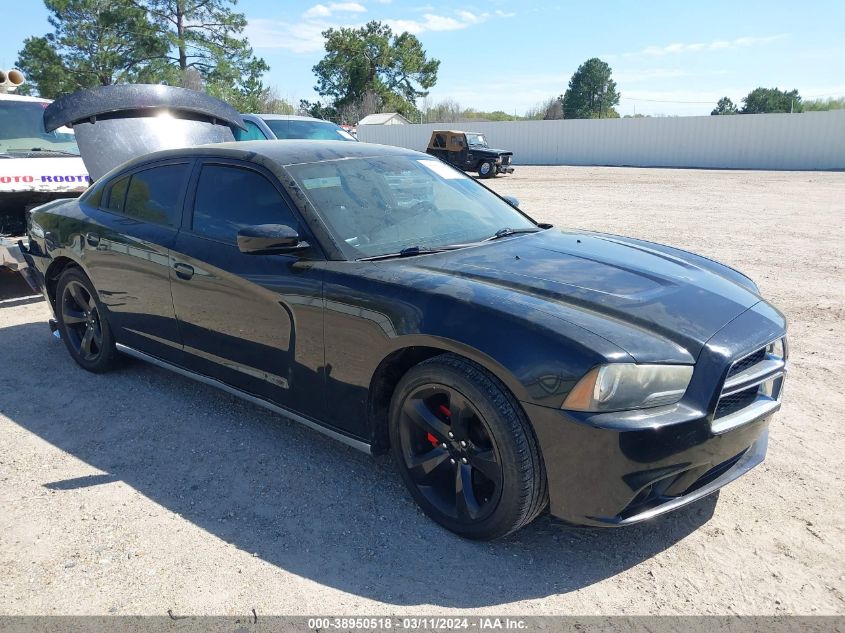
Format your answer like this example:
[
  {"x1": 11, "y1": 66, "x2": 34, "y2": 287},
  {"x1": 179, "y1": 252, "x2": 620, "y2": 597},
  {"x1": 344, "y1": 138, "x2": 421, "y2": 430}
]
[
  {"x1": 56, "y1": 268, "x2": 117, "y2": 373},
  {"x1": 398, "y1": 383, "x2": 504, "y2": 523},
  {"x1": 390, "y1": 354, "x2": 548, "y2": 539}
]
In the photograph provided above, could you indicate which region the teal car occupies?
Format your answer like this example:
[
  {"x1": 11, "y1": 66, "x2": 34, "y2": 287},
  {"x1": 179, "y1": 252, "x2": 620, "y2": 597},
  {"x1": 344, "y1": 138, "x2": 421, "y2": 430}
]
[{"x1": 234, "y1": 114, "x2": 357, "y2": 142}]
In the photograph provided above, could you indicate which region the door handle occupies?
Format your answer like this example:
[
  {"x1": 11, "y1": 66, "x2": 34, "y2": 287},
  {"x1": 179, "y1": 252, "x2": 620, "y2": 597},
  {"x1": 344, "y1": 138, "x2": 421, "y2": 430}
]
[
  {"x1": 85, "y1": 232, "x2": 100, "y2": 247},
  {"x1": 173, "y1": 262, "x2": 194, "y2": 280}
]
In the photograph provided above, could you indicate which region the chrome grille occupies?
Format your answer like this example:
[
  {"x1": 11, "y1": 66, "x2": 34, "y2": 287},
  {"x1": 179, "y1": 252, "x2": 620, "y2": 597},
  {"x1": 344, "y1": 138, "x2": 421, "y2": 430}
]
[{"x1": 712, "y1": 338, "x2": 787, "y2": 434}]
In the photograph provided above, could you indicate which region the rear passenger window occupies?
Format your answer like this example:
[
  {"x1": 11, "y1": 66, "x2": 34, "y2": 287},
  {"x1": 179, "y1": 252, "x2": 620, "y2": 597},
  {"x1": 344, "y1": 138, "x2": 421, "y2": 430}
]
[
  {"x1": 233, "y1": 120, "x2": 267, "y2": 141},
  {"x1": 192, "y1": 165, "x2": 298, "y2": 243},
  {"x1": 123, "y1": 164, "x2": 189, "y2": 227},
  {"x1": 105, "y1": 176, "x2": 129, "y2": 212}
]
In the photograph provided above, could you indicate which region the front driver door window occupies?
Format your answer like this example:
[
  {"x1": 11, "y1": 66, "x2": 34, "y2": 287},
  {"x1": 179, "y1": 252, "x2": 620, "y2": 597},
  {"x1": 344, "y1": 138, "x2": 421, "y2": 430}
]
[{"x1": 169, "y1": 161, "x2": 325, "y2": 418}]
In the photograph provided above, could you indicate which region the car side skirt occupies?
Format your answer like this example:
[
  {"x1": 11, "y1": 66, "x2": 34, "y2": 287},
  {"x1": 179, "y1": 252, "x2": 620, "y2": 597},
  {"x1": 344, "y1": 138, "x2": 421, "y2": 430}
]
[{"x1": 115, "y1": 343, "x2": 372, "y2": 455}]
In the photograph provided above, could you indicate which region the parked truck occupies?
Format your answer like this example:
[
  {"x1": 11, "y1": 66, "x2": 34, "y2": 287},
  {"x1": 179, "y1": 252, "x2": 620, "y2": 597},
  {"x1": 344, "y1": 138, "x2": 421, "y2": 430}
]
[{"x1": 0, "y1": 70, "x2": 89, "y2": 275}]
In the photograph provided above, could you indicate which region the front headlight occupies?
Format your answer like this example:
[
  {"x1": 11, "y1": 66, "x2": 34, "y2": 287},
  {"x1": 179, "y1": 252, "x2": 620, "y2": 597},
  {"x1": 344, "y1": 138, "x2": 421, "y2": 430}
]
[
  {"x1": 766, "y1": 338, "x2": 786, "y2": 360},
  {"x1": 563, "y1": 364, "x2": 694, "y2": 412}
]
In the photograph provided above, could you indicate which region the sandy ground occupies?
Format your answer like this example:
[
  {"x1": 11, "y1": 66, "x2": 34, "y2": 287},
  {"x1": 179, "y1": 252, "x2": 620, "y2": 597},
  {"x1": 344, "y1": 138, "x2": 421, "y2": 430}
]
[{"x1": 0, "y1": 166, "x2": 843, "y2": 616}]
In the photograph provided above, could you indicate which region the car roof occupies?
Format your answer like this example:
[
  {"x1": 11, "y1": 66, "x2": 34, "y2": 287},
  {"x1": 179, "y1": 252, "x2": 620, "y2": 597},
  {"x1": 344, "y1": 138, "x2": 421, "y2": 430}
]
[
  {"x1": 104, "y1": 139, "x2": 423, "y2": 175},
  {"x1": 245, "y1": 113, "x2": 335, "y2": 123}
]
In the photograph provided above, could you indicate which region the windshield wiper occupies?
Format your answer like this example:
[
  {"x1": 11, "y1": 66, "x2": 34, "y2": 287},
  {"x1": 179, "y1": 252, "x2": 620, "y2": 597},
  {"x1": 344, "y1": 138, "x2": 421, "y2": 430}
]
[
  {"x1": 358, "y1": 244, "x2": 466, "y2": 261},
  {"x1": 484, "y1": 227, "x2": 543, "y2": 241}
]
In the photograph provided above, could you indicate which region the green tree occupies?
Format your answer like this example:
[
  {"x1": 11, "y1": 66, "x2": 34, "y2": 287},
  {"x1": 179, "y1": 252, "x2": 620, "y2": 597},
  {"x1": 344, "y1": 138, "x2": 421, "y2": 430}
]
[
  {"x1": 313, "y1": 21, "x2": 440, "y2": 120},
  {"x1": 297, "y1": 99, "x2": 340, "y2": 121},
  {"x1": 802, "y1": 97, "x2": 845, "y2": 111},
  {"x1": 711, "y1": 96, "x2": 738, "y2": 115},
  {"x1": 16, "y1": 0, "x2": 166, "y2": 98},
  {"x1": 133, "y1": 0, "x2": 269, "y2": 108},
  {"x1": 562, "y1": 58, "x2": 620, "y2": 119},
  {"x1": 741, "y1": 87, "x2": 802, "y2": 114}
]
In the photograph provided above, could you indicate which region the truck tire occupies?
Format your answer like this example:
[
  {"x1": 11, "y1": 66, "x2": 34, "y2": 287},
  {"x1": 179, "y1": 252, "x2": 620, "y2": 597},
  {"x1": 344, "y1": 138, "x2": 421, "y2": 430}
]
[{"x1": 478, "y1": 160, "x2": 495, "y2": 179}]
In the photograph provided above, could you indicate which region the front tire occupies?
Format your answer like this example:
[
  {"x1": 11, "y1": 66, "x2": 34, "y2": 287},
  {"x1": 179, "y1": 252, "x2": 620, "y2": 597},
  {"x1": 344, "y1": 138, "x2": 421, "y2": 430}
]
[
  {"x1": 389, "y1": 354, "x2": 548, "y2": 539},
  {"x1": 478, "y1": 160, "x2": 495, "y2": 179},
  {"x1": 56, "y1": 267, "x2": 118, "y2": 373}
]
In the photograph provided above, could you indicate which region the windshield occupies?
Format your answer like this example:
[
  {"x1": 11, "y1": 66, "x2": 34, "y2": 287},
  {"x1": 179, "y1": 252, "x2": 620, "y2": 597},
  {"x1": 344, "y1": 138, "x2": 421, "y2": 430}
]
[
  {"x1": 466, "y1": 133, "x2": 488, "y2": 147},
  {"x1": 264, "y1": 118, "x2": 356, "y2": 141},
  {"x1": 285, "y1": 155, "x2": 536, "y2": 258},
  {"x1": 0, "y1": 100, "x2": 79, "y2": 155}
]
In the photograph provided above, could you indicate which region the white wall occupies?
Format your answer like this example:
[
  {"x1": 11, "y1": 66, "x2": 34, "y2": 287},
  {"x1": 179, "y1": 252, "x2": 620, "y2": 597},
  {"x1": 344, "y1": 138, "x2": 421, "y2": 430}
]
[{"x1": 357, "y1": 110, "x2": 845, "y2": 170}]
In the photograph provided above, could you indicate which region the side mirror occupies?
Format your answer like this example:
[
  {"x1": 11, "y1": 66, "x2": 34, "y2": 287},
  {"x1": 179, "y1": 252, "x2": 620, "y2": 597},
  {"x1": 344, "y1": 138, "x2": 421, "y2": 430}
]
[
  {"x1": 502, "y1": 195, "x2": 520, "y2": 208},
  {"x1": 237, "y1": 224, "x2": 309, "y2": 255}
]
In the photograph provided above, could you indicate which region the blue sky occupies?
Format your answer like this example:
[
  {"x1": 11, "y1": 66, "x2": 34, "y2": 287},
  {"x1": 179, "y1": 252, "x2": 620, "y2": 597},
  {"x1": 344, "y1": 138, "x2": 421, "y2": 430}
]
[{"x1": 1, "y1": 0, "x2": 843, "y2": 116}]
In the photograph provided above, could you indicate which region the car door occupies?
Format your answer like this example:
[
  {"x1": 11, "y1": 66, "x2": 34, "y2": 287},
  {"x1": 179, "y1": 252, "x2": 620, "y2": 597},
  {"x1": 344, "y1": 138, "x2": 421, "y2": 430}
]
[
  {"x1": 449, "y1": 134, "x2": 469, "y2": 168},
  {"x1": 81, "y1": 160, "x2": 191, "y2": 365},
  {"x1": 169, "y1": 159, "x2": 326, "y2": 418}
]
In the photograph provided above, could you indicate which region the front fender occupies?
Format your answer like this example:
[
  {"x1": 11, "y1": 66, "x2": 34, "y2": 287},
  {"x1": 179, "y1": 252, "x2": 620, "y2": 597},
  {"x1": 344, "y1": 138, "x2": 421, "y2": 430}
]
[{"x1": 323, "y1": 263, "x2": 631, "y2": 411}]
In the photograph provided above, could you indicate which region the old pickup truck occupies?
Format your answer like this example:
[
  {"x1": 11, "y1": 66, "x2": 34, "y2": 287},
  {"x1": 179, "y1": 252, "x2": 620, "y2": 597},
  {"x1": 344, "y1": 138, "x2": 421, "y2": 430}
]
[{"x1": 425, "y1": 130, "x2": 514, "y2": 178}]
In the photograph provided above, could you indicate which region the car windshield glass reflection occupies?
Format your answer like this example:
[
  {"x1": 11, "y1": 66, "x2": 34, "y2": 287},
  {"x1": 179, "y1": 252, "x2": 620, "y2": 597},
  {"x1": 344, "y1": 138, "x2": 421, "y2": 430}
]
[
  {"x1": 285, "y1": 156, "x2": 535, "y2": 258},
  {"x1": 0, "y1": 101, "x2": 79, "y2": 155},
  {"x1": 466, "y1": 133, "x2": 488, "y2": 147},
  {"x1": 264, "y1": 119, "x2": 355, "y2": 141}
]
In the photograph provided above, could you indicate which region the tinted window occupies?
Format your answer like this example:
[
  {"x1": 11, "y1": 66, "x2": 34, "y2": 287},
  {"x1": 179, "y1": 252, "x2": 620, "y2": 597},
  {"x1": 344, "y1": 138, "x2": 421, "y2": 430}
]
[
  {"x1": 84, "y1": 183, "x2": 104, "y2": 208},
  {"x1": 264, "y1": 119, "x2": 355, "y2": 141},
  {"x1": 192, "y1": 165, "x2": 298, "y2": 242},
  {"x1": 233, "y1": 120, "x2": 267, "y2": 141},
  {"x1": 123, "y1": 164, "x2": 189, "y2": 226},
  {"x1": 105, "y1": 176, "x2": 129, "y2": 212},
  {"x1": 433, "y1": 134, "x2": 446, "y2": 148}
]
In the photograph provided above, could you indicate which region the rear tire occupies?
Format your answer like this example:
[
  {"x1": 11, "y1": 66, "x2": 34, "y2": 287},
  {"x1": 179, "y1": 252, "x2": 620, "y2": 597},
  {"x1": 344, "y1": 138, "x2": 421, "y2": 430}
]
[
  {"x1": 56, "y1": 267, "x2": 118, "y2": 373},
  {"x1": 389, "y1": 354, "x2": 548, "y2": 540}
]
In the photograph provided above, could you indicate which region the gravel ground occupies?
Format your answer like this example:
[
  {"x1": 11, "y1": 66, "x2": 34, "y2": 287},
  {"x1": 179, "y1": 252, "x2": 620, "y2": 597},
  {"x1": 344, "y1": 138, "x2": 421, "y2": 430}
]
[{"x1": 0, "y1": 166, "x2": 843, "y2": 616}]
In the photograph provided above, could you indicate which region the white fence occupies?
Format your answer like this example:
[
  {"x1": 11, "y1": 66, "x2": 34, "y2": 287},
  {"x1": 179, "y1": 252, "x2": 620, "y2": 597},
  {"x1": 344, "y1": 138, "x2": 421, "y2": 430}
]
[{"x1": 357, "y1": 110, "x2": 845, "y2": 170}]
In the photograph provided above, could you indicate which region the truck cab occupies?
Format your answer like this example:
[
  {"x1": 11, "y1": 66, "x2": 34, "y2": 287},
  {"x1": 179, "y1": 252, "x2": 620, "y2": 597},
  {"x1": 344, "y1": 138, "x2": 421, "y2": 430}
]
[
  {"x1": 0, "y1": 71, "x2": 89, "y2": 272},
  {"x1": 425, "y1": 130, "x2": 514, "y2": 178}
]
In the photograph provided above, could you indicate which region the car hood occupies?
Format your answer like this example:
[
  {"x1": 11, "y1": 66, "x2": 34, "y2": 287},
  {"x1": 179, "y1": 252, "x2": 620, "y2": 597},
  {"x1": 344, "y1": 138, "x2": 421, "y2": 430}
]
[
  {"x1": 402, "y1": 228, "x2": 761, "y2": 362},
  {"x1": 471, "y1": 147, "x2": 512, "y2": 156}
]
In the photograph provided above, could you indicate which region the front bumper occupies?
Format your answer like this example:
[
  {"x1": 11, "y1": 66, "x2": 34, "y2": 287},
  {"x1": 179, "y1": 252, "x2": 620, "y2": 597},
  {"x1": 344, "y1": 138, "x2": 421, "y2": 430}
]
[
  {"x1": 496, "y1": 165, "x2": 514, "y2": 174},
  {"x1": 525, "y1": 400, "x2": 770, "y2": 526},
  {"x1": 0, "y1": 235, "x2": 28, "y2": 271}
]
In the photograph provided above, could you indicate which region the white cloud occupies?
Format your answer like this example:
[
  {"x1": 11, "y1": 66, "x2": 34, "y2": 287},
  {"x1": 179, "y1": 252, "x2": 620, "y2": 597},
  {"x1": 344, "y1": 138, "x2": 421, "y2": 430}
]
[
  {"x1": 302, "y1": 2, "x2": 365, "y2": 18},
  {"x1": 623, "y1": 34, "x2": 788, "y2": 57},
  {"x1": 248, "y1": 5, "x2": 512, "y2": 54},
  {"x1": 303, "y1": 4, "x2": 331, "y2": 18},
  {"x1": 385, "y1": 9, "x2": 500, "y2": 34},
  {"x1": 246, "y1": 18, "x2": 333, "y2": 53}
]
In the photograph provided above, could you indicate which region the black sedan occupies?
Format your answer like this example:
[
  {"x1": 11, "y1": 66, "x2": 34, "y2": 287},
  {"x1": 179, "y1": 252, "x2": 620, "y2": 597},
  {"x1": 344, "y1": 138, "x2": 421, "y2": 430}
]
[{"x1": 22, "y1": 89, "x2": 787, "y2": 540}]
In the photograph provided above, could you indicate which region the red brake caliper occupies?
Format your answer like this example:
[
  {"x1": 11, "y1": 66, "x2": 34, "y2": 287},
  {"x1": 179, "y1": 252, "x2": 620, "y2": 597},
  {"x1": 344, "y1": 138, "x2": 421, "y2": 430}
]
[{"x1": 427, "y1": 405, "x2": 452, "y2": 447}]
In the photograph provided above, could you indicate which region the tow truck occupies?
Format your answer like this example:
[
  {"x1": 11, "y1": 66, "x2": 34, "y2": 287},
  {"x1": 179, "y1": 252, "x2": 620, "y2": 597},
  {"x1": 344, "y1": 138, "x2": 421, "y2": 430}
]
[{"x1": 0, "y1": 70, "x2": 89, "y2": 283}]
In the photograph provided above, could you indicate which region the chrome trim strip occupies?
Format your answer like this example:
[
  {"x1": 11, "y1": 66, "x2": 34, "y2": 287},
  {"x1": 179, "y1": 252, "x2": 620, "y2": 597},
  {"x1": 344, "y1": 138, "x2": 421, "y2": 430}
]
[
  {"x1": 711, "y1": 397, "x2": 780, "y2": 434},
  {"x1": 183, "y1": 344, "x2": 290, "y2": 390},
  {"x1": 124, "y1": 329, "x2": 290, "y2": 389},
  {"x1": 115, "y1": 343, "x2": 371, "y2": 454},
  {"x1": 124, "y1": 328, "x2": 183, "y2": 350},
  {"x1": 722, "y1": 357, "x2": 786, "y2": 395}
]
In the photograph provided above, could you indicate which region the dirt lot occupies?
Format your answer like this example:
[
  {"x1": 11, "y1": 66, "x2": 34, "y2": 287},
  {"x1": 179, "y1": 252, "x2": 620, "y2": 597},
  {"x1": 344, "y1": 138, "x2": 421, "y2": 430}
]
[{"x1": 1, "y1": 166, "x2": 843, "y2": 616}]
